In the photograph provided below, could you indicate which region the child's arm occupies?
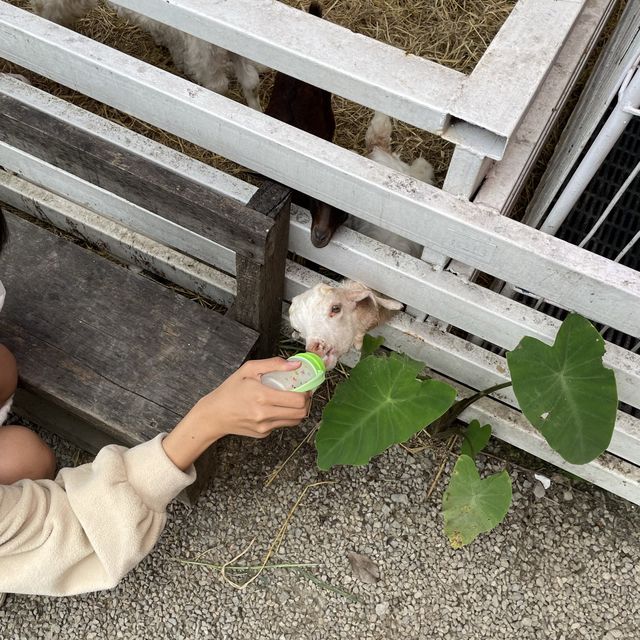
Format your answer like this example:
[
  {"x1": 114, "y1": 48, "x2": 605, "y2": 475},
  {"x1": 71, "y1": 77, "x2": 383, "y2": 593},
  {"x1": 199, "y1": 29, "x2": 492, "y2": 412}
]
[
  {"x1": 162, "y1": 358, "x2": 310, "y2": 470},
  {"x1": 0, "y1": 435, "x2": 193, "y2": 596},
  {"x1": 0, "y1": 358, "x2": 309, "y2": 596}
]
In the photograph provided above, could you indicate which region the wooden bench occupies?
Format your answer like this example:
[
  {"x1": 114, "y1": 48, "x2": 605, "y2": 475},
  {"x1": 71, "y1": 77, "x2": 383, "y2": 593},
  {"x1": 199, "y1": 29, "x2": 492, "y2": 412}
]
[{"x1": 0, "y1": 94, "x2": 291, "y2": 501}]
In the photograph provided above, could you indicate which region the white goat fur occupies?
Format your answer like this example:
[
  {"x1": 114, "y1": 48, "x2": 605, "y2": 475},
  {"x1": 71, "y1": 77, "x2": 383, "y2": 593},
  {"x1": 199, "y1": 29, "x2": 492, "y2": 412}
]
[
  {"x1": 30, "y1": 0, "x2": 263, "y2": 110},
  {"x1": 348, "y1": 111, "x2": 435, "y2": 257},
  {"x1": 289, "y1": 279, "x2": 402, "y2": 370}
]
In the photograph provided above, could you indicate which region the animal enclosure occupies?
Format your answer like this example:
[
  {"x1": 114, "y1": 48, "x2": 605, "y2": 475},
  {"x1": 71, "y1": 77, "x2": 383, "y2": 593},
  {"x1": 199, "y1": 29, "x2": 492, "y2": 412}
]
[
  {"x1": 0, "y1": 0, "x2": 517, "y2": 183},
  {"x1": 0, "y1": 0, "x2": 639, "y2": 503}
]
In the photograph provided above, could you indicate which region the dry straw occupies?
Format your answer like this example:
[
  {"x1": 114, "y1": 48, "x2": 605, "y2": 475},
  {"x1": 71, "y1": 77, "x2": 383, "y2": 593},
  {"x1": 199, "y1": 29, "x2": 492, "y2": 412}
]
[{"x1": 1, "y1": 0, "x2": 515, "y2": 185}]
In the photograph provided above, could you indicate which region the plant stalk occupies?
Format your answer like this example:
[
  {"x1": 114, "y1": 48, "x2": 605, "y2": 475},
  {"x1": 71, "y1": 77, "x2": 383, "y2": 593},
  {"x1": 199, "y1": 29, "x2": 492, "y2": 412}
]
[
  {"x1": 173, "y1": 558, "x2": 319, "y2": 571},
  {"x1": 429, "y1": 381, "x2": 513, "y2": 436}
]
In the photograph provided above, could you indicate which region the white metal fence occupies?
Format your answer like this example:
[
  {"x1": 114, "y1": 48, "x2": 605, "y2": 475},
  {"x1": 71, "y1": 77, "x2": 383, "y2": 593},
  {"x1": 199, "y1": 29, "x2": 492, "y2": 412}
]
[
  {"x1": 518, "y1": 3, "x2": 640, "y2": 350},
  {"x1": 0, "y1": 0, "x2": 639, "y2": 502}
]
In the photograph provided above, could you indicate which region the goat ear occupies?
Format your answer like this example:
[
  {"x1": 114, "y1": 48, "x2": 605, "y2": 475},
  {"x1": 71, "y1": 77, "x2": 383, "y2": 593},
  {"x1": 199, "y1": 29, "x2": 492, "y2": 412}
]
[
  {"x1": 373, "y1": 294, "x2": 403, "y2": 311},
  {"x1": 317, "y1": 283, "x2": 333, "y2": 295},
  {"x1": 344, "y1": 288, "x2": 374, "y2": 304}
]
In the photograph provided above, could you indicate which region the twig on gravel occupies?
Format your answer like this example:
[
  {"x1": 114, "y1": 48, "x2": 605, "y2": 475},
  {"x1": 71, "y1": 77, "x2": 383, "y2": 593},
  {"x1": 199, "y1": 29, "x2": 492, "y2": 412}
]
[
  {"x1": 173, "y1": 558, "x2": 319, "y2": 571},
  {"x1": 264, "y1": 424, "x2": 320, "y2": 487},
  {"x1": 222, "y1": 481, "x2": 335, "y2": 590},
  {"x1": 426, "y1": 435, "x2": 457, "y2": 499},
  {"x1": 399, "y1": 443, "x2": 428, "y2": 454},
  {"x1": 399, "y1": 437, "x2": 430, "y2": 454},
  {"x1": 293, "y1": 568, "x2": 364, "y2": 604}
]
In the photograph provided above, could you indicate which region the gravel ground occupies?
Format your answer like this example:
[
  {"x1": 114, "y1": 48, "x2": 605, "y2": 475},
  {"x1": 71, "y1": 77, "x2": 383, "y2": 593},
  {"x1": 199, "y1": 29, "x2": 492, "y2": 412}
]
[{"x1": 1, "y1": 405, "x2": 639, "y2": 640}]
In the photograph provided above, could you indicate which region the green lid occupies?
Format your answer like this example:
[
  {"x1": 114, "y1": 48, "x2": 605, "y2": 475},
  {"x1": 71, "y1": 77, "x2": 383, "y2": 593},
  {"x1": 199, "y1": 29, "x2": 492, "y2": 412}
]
[{"x1": 289, "y1": 352, "x2": 326, "y2": 392}]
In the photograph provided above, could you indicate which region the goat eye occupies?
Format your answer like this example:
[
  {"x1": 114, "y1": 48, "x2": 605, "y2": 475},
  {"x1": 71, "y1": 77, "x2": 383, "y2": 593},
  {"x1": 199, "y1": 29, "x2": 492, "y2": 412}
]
[{"x1": 330, "y1": 304, "x2": 342, "y2": 315}]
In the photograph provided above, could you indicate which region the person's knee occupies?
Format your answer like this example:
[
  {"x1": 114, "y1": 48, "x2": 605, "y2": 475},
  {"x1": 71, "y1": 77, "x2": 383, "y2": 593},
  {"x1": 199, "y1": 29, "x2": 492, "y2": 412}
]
[
  {"x1": 0, "y1": 344, "x2": 18, "y2": 406},
  {"x1": 0, "y1": 426, "x2": 57, "y2": 483}
]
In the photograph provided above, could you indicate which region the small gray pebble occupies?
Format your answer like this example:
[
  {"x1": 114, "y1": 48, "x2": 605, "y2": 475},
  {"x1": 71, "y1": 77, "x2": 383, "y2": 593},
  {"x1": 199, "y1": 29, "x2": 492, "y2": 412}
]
[{"x1": 533, "y1": 482, "x2": 546, "y2": 499}]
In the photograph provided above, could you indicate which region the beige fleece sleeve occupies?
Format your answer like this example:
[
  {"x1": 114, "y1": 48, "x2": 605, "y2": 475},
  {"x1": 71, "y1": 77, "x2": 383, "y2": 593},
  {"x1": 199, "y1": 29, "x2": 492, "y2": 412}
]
[{"x1": 0, "y1": 434, "x2": 195, "y2": 596}]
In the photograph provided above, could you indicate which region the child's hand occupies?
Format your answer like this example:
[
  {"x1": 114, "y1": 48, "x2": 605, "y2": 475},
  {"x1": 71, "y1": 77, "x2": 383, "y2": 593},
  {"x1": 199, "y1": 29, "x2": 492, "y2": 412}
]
[
  {"x1": 162, "y1": 358, "x2": 312, "y2": 470},
  {"x1": 192, "y1": 357, "x2": 311, "y2": 439}
]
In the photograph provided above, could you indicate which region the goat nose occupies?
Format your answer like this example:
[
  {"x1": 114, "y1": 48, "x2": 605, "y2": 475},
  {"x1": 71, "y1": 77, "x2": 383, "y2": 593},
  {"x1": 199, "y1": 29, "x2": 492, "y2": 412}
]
[
  {"x1": 307, "y1": 340, "x2": 326, "y2": 356},
  {"x1": 311, "y1": 228, "x2": 331, "y2": 248}
]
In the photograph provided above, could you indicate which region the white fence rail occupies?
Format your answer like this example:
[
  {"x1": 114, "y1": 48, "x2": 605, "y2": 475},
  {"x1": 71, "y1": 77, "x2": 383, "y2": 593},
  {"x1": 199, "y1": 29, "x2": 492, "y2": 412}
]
[
  {"x1": 475, "y1": 0, "x2": 618, "y2": 214},
  {"x1": 109, "y1": 0, "x2": 584, "y2": 157},
  {"x1": 1, "y1": 8, "x2": 638, "y2": 336},
  {"x1": 524, "y1": 0, "x2": 640, "y2": 229},
  {"x1": 1, "y1": 0, "x2": 639, "y2": 502}
]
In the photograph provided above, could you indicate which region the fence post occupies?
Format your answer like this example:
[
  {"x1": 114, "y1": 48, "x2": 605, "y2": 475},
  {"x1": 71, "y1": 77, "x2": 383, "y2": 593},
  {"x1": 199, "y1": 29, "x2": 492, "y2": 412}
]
[{"x1": 233, "y1": 180, "x2": 291, "y2": 358}]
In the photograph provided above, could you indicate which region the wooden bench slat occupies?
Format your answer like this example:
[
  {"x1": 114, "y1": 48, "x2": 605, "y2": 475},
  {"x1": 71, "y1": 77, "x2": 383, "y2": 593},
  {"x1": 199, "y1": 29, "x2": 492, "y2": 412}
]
[
  {"x1": 0, "y1": 213, "x2": 259, "y2": 447},
  {"x1": 0, "y1": 95, "x2": 273, "y2": 264}
]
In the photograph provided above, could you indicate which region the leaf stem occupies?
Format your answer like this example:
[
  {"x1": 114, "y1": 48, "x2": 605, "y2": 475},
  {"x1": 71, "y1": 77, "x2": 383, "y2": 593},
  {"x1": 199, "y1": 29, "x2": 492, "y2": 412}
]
[
  {"x1": 172, "y1": 558, "x2": 319, "y2": 571},
  {"x1": 294, "y1": 568, "x2": 364, "y2": 603},
  {"x1": 429, "y1": 381, "x2": 513, "y2": 436}
]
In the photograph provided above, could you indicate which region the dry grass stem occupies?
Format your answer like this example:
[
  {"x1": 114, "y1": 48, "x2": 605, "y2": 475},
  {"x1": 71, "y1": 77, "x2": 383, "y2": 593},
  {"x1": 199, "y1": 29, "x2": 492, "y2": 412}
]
[
  {"x1": 426, "y1": 435, "x2": 457, "y2": 499},
  {"x1": 399, "y1": 440, "x2": 430, "y2": 455},
  {"x1": 174, "y1": 558, "x2": 319, "y2": 571},
  {"x1": 294, "y1": 567, "x2": 363, "y2": 603},
  {"x1": 264, "y1": 423, "x2": 320, "y2": 487},
  {"x1": 221, "y1": 481, "x2": 335, "y2": 590}
]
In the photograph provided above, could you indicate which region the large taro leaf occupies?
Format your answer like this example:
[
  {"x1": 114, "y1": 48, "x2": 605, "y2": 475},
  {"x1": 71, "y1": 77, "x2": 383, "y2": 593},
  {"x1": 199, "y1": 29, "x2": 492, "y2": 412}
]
[
  {"x1": 507, "y1": 313, "x2": 617, "y2": 465},
  {"x1": 443, "y1": 455, "x2": 512, "y2": 549},
  {"x1": 316, "y1": 353, "x2": 456, "y2": 469}
]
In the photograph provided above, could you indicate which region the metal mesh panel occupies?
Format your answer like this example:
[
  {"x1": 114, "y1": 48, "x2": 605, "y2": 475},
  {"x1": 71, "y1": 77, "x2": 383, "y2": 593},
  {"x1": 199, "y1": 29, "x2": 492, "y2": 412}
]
[
  {"x1": 555, "y1": 114, "x2": 640, "y2": 270},
  {"x1": 523, "y1": 116, "x2": 640, "y2": 416}
]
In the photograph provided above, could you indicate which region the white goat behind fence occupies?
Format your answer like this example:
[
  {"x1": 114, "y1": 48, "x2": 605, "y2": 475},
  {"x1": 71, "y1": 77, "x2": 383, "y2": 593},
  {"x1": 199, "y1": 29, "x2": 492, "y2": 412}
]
[
  {"x1": 348, "y1": 111, "x2": 435, "y2": 258},
  {"x1": 289, "y1": 279, "x2": 403, "y2": 370},
  {"x1": 30, "y1": 0, "x2": 264, "y2": 109}
]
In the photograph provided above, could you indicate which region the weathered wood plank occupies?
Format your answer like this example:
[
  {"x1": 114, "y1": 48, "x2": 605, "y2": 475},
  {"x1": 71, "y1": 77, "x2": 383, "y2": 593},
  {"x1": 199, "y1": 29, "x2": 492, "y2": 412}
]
[
  {"x1": 0, "y1": 75, "x2": 254, "y2": 203},
  {"x1": 233, "y1": 180, "x2": 291, "y2": 357},
  {"x1": 0, "y1": 94, "x2": 272, "y2": 264},
  {"x1": 0, "y1": 213, "x2": 258, "y2": 446},
  {"x1": 0, "y1": 170, "x2": 237, "y2": 307},
  {"x1": 0, "y1": 141, "x2": 237, "y2": 276}
]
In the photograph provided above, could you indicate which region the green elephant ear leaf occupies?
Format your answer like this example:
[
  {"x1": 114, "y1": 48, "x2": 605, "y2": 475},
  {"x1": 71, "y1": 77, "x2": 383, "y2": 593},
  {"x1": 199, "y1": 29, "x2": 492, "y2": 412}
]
[
  {"x1": 507, "y1": 313, "x2": 617, "y2": 465},
  {"x1": 360, "y1": 334, "x2": 385, "y2": 360},
  {"x1": 443, "y1": 455, "x2": 512, "y2": 549},
  {"x1": 460, "y1": 420, "x2": 492, "y2": 459},
  {"x1": 316, "y1": 353, "x2": 456, "y2": 469}
]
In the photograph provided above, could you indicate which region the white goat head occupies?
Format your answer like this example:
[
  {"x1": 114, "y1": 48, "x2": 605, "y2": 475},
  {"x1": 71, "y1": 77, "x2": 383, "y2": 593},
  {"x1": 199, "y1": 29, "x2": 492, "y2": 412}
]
[{"x1": 289, "y1": 279, "x2": 403, "y2": 370}]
